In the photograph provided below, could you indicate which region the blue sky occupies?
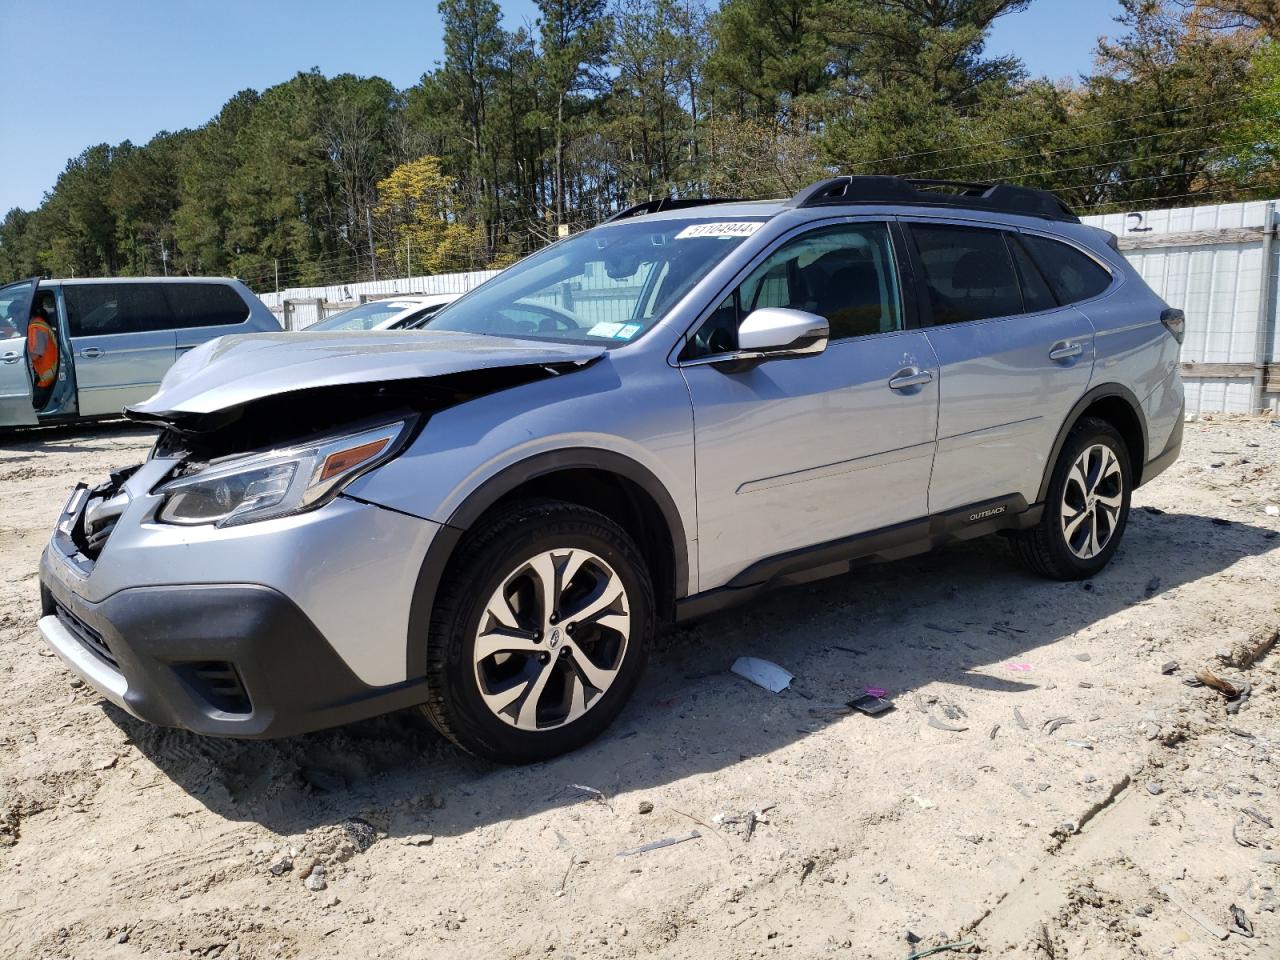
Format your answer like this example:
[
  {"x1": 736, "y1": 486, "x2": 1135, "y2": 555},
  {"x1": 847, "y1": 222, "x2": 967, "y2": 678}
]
[{"x1": 0, "y1": 0, "x2": 1123, "y2": 214}]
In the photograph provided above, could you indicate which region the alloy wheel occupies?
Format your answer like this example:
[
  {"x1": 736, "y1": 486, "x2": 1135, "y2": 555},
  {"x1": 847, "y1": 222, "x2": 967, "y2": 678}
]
[
  {"x1": 472, "y1": 548, "x2": 631, "y2": 731},
  {"x1": 1060, "y1": 442, "x2": 1124, "y2": 560}
]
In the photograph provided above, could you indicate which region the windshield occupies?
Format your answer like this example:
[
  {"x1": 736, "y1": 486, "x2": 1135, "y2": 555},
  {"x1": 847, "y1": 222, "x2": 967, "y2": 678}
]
[
  {"x1": 428, "y1": 217, "x2": 767, "y2": 346},
  {"x1": 308, "y1": 300, "x2": 417, "y2": 332}
]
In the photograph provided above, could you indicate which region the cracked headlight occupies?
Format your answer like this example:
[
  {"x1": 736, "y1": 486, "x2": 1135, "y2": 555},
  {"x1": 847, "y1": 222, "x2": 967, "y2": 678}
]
[{"x1": 155, "y1": 421, "x2": 408, "y2": 527}]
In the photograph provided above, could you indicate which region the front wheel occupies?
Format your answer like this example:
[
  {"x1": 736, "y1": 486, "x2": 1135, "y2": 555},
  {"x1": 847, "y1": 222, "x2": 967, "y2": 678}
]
[
  {"x1": 420, "y1": 500, "x2": 654, "y2": 763},
  {"x1": 1010, "y1": 416, "x2": 1133, "y2": 580}
]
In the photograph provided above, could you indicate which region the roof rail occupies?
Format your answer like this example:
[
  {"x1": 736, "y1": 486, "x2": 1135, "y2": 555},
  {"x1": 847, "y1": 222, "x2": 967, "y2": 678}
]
[
  {"x1": 604, "y1": 196, "x2": 744, "y2": 223},
  {"x1": 786, "y1": 176, "x2": 1079, "y2": 223}
]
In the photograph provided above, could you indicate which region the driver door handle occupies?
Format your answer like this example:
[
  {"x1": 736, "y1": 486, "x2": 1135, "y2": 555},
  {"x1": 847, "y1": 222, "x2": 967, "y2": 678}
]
[
  {"x1": 79, "y1": 347, "x2": 104, "y2": 359},
  {"x1": 1049, "y1": 341, "x2": 1083, "y2": 361},
  {"x1": 888, "y1": 367, "x2": 934, "y2": 391}
]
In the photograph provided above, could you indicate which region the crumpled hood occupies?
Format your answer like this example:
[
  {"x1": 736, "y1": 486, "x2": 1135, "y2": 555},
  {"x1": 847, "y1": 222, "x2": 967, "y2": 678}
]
[{"x1": 127, "y1": 330, "x2": 606, "y2": 418}]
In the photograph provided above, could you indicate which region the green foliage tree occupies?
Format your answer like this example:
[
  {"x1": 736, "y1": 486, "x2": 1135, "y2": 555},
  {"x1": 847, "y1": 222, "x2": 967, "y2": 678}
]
[{"x1": 4, "y1": 0, "x2": 1277, "y2": 286}]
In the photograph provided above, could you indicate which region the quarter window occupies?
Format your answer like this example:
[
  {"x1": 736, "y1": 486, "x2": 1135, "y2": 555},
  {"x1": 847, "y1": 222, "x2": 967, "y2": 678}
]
[
  {"x1": 685, "y1": 222, "x2": 902, "y2": 357},
  {"x1": 912, "y1": 225, "x2": 1023, "y2": 325},
  {"x1": 163, "y1": 283, "x2": 250, "y2": 328},
  {"x1": 1019, "y1": 234, "x2": 1113, "y2": 304}
]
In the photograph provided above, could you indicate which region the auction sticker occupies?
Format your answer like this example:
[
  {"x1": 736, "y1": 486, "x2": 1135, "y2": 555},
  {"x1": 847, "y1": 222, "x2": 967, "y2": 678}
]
[{"x1": 674, "y1": 221, "x2": 763, "y2": 240}]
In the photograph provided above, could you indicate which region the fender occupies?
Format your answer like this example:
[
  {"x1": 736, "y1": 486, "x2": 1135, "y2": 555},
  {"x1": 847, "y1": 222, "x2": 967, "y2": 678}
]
[
  {"x1": 404, "y1": 447, "x2": 691, "y2": 677},
  {"x1": 1036, "y1": 383, "x2": 1148, "y2": 504}
]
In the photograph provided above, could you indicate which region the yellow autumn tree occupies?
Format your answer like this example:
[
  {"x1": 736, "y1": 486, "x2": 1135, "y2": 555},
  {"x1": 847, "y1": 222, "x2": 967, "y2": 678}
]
[{"x1": 374, "y1": 156, "x2": 488, "y2": 274}]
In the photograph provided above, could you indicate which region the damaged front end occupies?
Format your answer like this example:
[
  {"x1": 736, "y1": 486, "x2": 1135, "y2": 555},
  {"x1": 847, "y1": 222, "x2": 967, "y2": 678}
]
[{"x1": 124, "y1": 331, "x2": 605, "y2": 526}]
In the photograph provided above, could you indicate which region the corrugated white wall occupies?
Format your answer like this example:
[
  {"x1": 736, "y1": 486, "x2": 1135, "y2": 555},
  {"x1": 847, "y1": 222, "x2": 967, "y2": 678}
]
[
  {"x1": 1083, "y1": 199, "x2": 1278, "y2": 416},
  {"x1": 257, "y1": 269, "x2": 501, "y2": 311}
]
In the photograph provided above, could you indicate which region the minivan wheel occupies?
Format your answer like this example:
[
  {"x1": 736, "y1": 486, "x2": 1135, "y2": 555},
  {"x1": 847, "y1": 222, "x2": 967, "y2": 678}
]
[
  {"x1": 420, "y1": 500, "x2": 654, "y2": 764},
  {"x1": 1010, "y1": 417, "x2": 1133, "y2": 581}
]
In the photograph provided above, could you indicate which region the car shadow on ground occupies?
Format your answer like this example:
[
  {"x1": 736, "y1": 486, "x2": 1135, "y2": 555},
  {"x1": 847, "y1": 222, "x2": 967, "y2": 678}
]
[
  {"x1": 0, "y1": 418, "x2": 157, "y2": 455},
  {"x1": 109, "y1": 507, "x2": 1277, "y2": 842}
]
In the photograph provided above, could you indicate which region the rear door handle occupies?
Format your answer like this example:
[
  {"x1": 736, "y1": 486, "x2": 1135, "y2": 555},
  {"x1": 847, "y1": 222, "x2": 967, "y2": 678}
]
[
  {"x1": 0, "y1": 351, "x2": 19, "y2": 364},
  {"x1": 888, "y1": 367, "x2": 934, "y2": 391},
  {"x1": 79, "y1": 347, "x2": 104, "y2": 359},
  {"x1": 1049, "y1": 341, "x2": 1083, "y2": 361}
]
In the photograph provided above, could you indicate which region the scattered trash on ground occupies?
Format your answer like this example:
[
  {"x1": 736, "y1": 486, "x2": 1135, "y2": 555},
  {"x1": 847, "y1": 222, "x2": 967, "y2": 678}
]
[
  {"x1": 904, "y1": 937, "x2": 974, "y2": 960},
  {"x1": 1074, "y1": 652, "x2": 1092, "y2": 662},
  {"x1": 1230, "y1": 904, "x2": 1254, "y2": 937},
  {"x1": 849, "y1": 692, "x2": 894, "y2": 716},
  {"x1": 1161, "y1": 660, "x2": 1178, "y2": 674},
  {"x1": 1043, "y1": 715, "x2": 1076, "y2": 735},
  {"x1": 731, "y1": 656, "x2": 794, "y2": 693},
  {"x1": 1013, "y1": 707, "x2": 1029, "y2": 730},
  {"x1": 341, "y1": 817, "x2": 377, "y2": 853},
  {"x1": 1196, "y1": 667, "x2": 1239, "y2": 697},
  {"x1": 1006, "y1": 661, "x2": 1032, "y2": 672},
  {"x1": 713, "y1": 803, "x2": 777, "y2": 840},
  {"x1": 268, "y1": 855, "x2": 293, "y2": 876},
  {"x1": 1160, "y1": 884, "x2": 1229, "y2": 940},
  {"x1": 616, "y1": 830, "x2": 701, "y2": 857},
  {"x1": 1240, "y1": 806, "x2": 1273, "y2": 828}
]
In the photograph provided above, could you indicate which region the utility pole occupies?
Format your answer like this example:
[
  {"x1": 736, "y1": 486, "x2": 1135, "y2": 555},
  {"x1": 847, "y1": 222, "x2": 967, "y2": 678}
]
[
  {"x1": 159, "y1": 238, "x2": 169, "y2": 277},
  {"x1": 366, "y1": 207, "x2": 378, "y2": 282},
  {"x1": 407, "y1": 238, "x2": 412, "y2": 291},
  {"x1": 274, "y1": 258, "x2": 279, "y2": 294}
]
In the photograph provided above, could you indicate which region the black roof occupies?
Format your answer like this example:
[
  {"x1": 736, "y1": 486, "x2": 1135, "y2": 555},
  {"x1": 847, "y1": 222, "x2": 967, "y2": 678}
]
[{"x1": 786, "y1": 176, "x2": 1079, "y2": 223}]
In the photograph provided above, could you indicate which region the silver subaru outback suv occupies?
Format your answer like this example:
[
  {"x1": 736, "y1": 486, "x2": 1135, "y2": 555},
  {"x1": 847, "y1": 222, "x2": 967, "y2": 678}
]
[{"x1": 38, "y1": 177, "x2": 1185, "y2": 763}]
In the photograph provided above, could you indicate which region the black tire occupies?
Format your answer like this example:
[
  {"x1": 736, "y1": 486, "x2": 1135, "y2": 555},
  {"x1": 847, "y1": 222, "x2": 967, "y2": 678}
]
[
  {"x1": 1010, "y1": 416, "x2": 1133, "y2": 581},
  {"x1": 419, "y1": 500, "x2": 654, "y2": 764}
]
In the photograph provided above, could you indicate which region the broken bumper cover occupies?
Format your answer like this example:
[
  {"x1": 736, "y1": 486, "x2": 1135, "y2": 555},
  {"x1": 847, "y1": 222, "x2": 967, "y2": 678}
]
[{"x1": 38, "y1": 554, "x2": 431, "y2": 738}]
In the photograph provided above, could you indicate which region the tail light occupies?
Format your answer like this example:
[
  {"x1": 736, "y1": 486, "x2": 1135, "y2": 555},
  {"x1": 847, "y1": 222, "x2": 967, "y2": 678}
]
[{"x1": 1160, "y1": 308, "x2": 1185, "y2": 344}]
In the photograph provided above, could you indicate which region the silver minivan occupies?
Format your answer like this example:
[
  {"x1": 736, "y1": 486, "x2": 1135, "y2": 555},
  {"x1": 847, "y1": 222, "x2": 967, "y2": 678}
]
[{"x1": 0, "y1": 277, "x2": 279, "y2": 428}]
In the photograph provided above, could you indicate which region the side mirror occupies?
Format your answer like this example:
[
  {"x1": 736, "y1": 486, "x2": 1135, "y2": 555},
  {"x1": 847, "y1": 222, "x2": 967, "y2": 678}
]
[{"x1": 736, "y1": 307, "x2": 829, "y2": 359}]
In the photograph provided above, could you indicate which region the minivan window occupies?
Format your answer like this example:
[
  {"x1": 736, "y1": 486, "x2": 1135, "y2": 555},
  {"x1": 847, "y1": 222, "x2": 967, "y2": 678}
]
[
  {"x1": 164, "y1": 283, "x2": 249, "y2": 328},
  {"x1": 686, "y1": 222, "x2": 902, "y2": 356},
  {"x1": 1019, "y1": 234, "x2": 1113, "y2": 304},
  {"x1": 912, "y1": 225, "x2": 1023, "y2": 325},
  {"x1": 65, "y1": 283, "x2": 171, "y2": 337},
  {"x1": 1008, "y1": 236, "x2": 1058, "y2": 313}
]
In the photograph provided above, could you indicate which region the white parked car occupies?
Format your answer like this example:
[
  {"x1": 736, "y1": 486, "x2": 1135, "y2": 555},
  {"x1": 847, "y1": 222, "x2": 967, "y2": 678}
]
[{"x1": 305, "y1": 294, "x2": 462, "y2": 332}]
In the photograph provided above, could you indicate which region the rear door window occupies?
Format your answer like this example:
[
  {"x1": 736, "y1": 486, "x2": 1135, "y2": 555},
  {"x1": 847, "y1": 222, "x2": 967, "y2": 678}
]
[
  {"x1": 65, "y1": 283, "x2": 172, "y2": 336},
  {"x1": 911, "y1": 224, "x2": 1023, "y2": 325},
  {"x1": 163, "y1": 283, "x2": 250, "y2": 328},
  {"x1": 1019, "y1": 234, "x2": 1113, "y2": 304}
]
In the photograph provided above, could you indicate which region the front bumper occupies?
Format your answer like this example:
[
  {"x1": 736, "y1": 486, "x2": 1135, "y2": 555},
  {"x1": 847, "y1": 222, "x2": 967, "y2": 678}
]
[
  {"x1": 38, "y1": 561, "x2": 432, "y2": 738},
  {"x1": 36, "y1": 456, "x2": 444, "y2": 738}
]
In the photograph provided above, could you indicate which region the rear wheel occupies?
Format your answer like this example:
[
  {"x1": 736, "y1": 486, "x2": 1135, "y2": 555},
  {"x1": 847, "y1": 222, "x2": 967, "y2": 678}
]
[
  {"x1": 420, "y1": 500, "x2": 653, "y2": 763},
  {"x1": 1010, "y1": 417, "x2": 1132, "y2": 580}
]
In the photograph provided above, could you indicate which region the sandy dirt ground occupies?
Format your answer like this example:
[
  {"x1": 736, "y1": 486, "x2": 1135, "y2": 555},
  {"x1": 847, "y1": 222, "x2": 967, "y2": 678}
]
[{"x1": 0, "y1": 416, "x2": 1277, "y2": 960}]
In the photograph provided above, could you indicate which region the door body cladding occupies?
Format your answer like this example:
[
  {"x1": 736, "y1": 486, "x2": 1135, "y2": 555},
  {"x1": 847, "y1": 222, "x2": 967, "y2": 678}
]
[
  {"x1": 675, "y1": 493, "x2": 1038, "y2": 622},
  {"x1": 1035, "y1": 383, "x2": 1148, "y2": 503},
  {"x1": 404, "y1": 447, "x2": 690, "y2": 678}
]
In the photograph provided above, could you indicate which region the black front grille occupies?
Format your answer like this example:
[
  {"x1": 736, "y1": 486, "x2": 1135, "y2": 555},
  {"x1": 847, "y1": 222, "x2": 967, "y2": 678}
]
[
  {"x1": 55, "y1": 601, "x2": 118, "y2": 670},
  {"x1": 177, "y1": 661, "x2": 252, "y2": 715}
]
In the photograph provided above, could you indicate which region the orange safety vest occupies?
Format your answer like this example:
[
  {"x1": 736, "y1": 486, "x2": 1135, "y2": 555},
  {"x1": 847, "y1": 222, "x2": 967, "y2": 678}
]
[{"x1": 27, "y1": 317, "x2": 58, "y2": 389}]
